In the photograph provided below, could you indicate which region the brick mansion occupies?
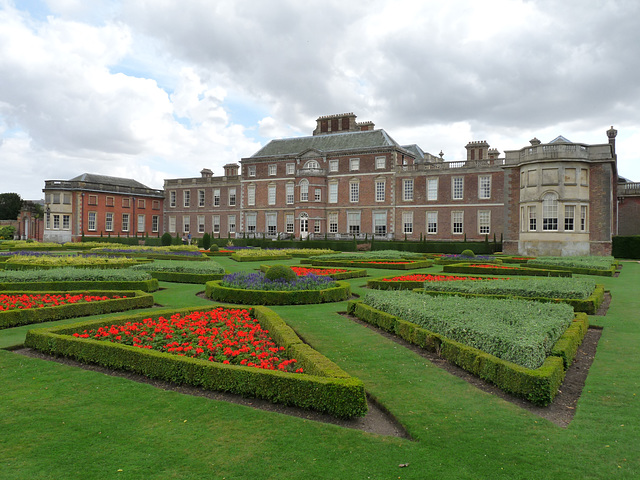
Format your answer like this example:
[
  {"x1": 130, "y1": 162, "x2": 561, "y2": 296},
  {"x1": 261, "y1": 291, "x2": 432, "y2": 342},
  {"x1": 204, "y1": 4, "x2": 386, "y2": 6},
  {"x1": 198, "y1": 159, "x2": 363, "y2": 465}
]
[{"x1": 42, "y1": 112, "x2": 635, "y2": 256}]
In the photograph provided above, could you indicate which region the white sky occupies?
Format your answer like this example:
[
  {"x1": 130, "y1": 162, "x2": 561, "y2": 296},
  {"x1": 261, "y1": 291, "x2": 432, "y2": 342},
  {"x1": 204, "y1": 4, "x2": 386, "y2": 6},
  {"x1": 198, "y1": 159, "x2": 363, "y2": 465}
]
[{"x1": 1, "y1": 0, "x2": 639, "y2": 200}]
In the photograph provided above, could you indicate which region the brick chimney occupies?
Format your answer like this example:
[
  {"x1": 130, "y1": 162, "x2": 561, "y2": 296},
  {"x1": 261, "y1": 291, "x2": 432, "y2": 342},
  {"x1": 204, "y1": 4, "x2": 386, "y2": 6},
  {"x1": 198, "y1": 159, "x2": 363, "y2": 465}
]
[
  {"x1": 312, "y1": 113, "x2": 374, "y2": 136},
  {"x1": 607, "y1": 126, "x2": 617, "y2": 158}
]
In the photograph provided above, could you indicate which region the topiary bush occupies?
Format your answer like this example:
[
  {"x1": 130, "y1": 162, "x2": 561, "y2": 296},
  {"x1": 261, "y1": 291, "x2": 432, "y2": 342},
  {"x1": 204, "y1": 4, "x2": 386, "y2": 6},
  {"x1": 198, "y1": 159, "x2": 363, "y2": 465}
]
[
  {"x1": 461, "y1": 249, "x2": 476, "y2": 257},
  {"x1": 209, "y1": 243, "x2": 219, "y2": 252},
  {"x1": 202, "y1": 233, "x2": 211, "y2": 251},
  {"x1": 264, "y1": 265, "x2": 297, "y2": 282},
  {"x1": 161, "y1": 233, "x2": 172, "y2": 247}
]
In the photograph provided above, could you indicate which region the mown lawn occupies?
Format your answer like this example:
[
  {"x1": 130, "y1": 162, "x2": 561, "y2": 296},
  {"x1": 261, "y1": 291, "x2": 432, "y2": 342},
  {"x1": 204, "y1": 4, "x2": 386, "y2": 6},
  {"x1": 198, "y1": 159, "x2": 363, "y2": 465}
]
[{"x1": 1, "y1": 257, "x2": 638, "y2": 479}]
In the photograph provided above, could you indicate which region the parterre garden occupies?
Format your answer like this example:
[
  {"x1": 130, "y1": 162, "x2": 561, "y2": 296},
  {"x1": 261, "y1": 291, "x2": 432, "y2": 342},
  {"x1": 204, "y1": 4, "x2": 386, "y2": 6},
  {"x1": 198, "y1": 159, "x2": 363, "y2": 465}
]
[{"x1": 1, "y1": 241, "x2": 638, "y2": 479}]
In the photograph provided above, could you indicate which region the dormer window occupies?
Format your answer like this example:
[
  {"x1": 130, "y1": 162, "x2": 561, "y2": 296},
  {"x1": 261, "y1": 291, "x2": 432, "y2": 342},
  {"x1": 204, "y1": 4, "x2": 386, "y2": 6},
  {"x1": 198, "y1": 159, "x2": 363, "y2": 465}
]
[{"x1": 304, "y1": 160, "x2": 320, "y2": 170}]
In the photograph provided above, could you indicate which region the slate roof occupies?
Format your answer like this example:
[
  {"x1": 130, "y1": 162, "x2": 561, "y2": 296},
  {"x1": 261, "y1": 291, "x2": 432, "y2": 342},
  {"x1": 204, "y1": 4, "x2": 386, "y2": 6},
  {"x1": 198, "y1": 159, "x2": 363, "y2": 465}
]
[
  {"x1": 249, "y1": 129, "x2": 408, "y2": 158},
  {"x1": 69, "y1": 173, "x2": 152, "y2": 190}
]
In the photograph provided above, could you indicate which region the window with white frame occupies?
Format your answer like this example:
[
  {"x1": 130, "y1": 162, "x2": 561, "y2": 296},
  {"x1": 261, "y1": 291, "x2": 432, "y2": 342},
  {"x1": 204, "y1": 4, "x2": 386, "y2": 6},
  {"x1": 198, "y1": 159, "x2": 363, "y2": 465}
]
[
  {"x1": 198, "y1": 190, "x2": 205, "y2": 207},
  {"x1": 300, "y1": 180, "x2": 309, "y2": 201},
  {"x1": 247, "y1": 185, "x2": 255, "y2": 206},
  {"x1": 452, "y1": 177, "x2": 464, "y2": 200},
  {"x1": 403, "y1": 211, "x2": 413, "y2": 234},
  {"x1": 373, "y1": 211, "x2": 387, "y2": 235},
  {"x1": 314, "y1": 188, "x2": 321, "y2": 202},
  {"x1": 122, "y1": 214, "x2": 130, "y2": 232},
  {"x1": 88, "y1": 212, "x2": 96, "y2": 231},
  {"x1": 528, "y1": 206, "x2": 537, "y2": 231},
  {"x1": 212, "y1": 215, "x2": 220, "y2": 233},
  {"x1": 375, "y1": 179, "x2": 385, "y2": 202},
  {"x1": 197, "y1": 215, "x2": 205, "y2": 233},
  {"x1": 138, "y1": 214, "x2": 145, "y2": 233},
  {"x1": 152, "y1": 215, "x2": 159, "y2": 233},
  {"x1": 427, "y1": 178, "x2": 438, "y2": 201},
  {"x1": 314, "y1": 222, "x2": 320, "y2": 233},
  {"x1": 53, "y1": 214, "x2": 60, "y2": 229},
  {"x1": 268, "y1": 184, "x2": 276, "y2": 205},
  {"x1": 329, "y1": 159, "x2": 339, "y2": 172},
  {"x1": 329, "y1": 182, "x2": 338, "y2": 203},
  {"x1": 452, "y1": 211, "x2": 463, "y2": 234},
  {"x1": 479, "y1": 175, "x2": 491, "y2": 199},
  {"x1": 183, "y1": 190, "x2": 190, "y2": 207},
  {"x1": 304, "y1": 160, "x2": 319, "y2": 170},
  {"x1": 62, "y1": 214, "x2": 70, "y2": 230},
  {"x1": 213, "y1": 189, "x2": 220, "y2": 207},
  {"x1": 105, "y1": 213, "x2": 113, "y2": 232},
  {"x1": 228, "y1": 188, "x2": 236, "y2": 206},
  {"x1": 168, "y1": 216, "x2": 176, "y2": 233},
  {"x1": 183, "y1": 216, "x2": 190, "y2": 233},
  {"x1": 246, "y1": 213, "x2": 256, "y2": 233},
  {"x1": 478, "y1": 210, "x2": 490, "y2": 234},
  {"x1": 268, "y1": 164, "x2": 277, "y2": 176},
  {"x1": 248, "y1": 165, "x2": 256, "y2": 177},
  {"x1": 350, "y1": 180, "x2": 359, "y2": 203},
  {"x1": 427, "y1": 211, "x2": 437, "y2": 234},
  {"x1": 403, "y1": 179, "x2": 414, "y2": 201},
  {"x1": 347, "y1": 211, "x2": 360, "y2": 234},
  {"x1": 286, "y1": 163, "x2": 295, "y2": 175},
  {"x1": 329, "y1": 212, "x2": 338, "y2": 233},
  {"x1": 286, "y1": 183, "x2": 294, "y2": 204},
  {"x1": 581, "y1": 205, "x2": 588, "y2": 231},
  {"x1": 542, "y1": 193, "x2": 558, "y2": 231},
  {"x1": 169, "y1": 191, "x2": 176, "y2": 207},
  {"x1": 564, "y1": 205, "x2": 575, "y2": 231},
  {"x1": 349, "y1": 158, "x2": 359, "y2": 171},
  {"x1": 285, "y1": 214, "x2": 294, "y2": 234},
  {"x1": 228, "y1": 215, "x2": 236, "y2": 233},
  {"x1": 266, "y1": 212, "x2": 277, "y2": 235},
  {"x1": 375, "y1": 156, "x2": 386, "y2": 169}
]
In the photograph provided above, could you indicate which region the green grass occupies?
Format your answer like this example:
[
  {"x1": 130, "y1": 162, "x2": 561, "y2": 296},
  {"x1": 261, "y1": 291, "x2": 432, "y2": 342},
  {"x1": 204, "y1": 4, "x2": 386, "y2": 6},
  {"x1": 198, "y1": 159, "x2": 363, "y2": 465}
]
[{"x1": 1, "y1": 257, "x2": 639, "y2": 479}]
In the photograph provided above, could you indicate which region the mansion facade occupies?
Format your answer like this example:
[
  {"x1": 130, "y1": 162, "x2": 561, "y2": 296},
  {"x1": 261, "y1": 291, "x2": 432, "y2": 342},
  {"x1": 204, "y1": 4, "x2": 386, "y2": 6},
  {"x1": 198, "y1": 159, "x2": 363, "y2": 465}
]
[{"x1": 163, "y1": 112, "x2": 620, "y2": 256}]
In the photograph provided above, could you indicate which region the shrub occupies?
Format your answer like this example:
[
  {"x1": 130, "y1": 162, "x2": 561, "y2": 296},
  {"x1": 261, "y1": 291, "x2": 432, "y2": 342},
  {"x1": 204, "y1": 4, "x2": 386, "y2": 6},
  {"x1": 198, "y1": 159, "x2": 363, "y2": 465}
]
[
  {"x1": 461, "y1": 249, "x2": 475, "y2": 257},
  {"x1": 202, "y1": 233, "x2": 211, "y2": 251},
  {"x1": 209, "y1": 243, "x2": 219, "y2": 252},
  {"x1": 264, "y1": 265, "x2": 297, "y2": 282},
  {"x1": 161, "y1": 233, "x2": 172, "y2": 246}
]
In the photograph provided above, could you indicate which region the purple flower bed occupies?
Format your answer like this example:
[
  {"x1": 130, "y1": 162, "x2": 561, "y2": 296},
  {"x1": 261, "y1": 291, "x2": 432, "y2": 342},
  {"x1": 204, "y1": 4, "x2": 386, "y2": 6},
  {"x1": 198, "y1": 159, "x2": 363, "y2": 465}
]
[
  {"x1": 221, "y1": 272, "x2": 335, "y2": 291},
  {"x1": 441, "y1": 254, "x2": 496, "y2": 261}
]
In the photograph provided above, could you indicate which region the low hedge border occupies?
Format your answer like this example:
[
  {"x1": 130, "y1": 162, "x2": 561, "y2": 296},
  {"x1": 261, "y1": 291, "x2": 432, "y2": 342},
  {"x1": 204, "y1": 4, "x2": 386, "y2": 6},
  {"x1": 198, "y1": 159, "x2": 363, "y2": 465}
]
[
  {"x1": 230, "y1": 254, "x2": 292, "y2": 262},
  {"x1": 89, "y1": 251, "x2": 208, "y2": 261},
  {"x1": 0, "y1": 290, "x2": 154, "y2": 330},
  {"x1": 205, "y1": 280, "x2": 351, "y2": 305},
  {"x1": 259, "y1": 265, "x2": 368, "y2": 280},
  {"x1": 24, "y1": 306, "x2": 368, "y2": 418},
  {"x1": 411, "y1": 284, "x2": 606, "y2": 314},
  {"x1": 443, "y1": 263, "x2": 572, "y2": 277},
  {"x1": 346, "y1": 301, "x2": 589, "y2": 406},
  {"x1": 365, "y1": 274, "x2": 494, "y2": 290},
  {"x1": 0, "y1": 279, "x2": 159, "y2": 293},
  {"x1": 8, "y1": 246, "x2": 67, "y2": 251},
  {"x1": 149, "y1": 271, "x2": 227, "y2": 284},
  {"x1": 3, "y1": 261, "x2": 142, "y2": 270},
  {"x1": 309, "y1": 259, "x2": 433, "y2": 270},
  {"x1": 524, "y1": 262, "x2": 617, "y2": 277}
]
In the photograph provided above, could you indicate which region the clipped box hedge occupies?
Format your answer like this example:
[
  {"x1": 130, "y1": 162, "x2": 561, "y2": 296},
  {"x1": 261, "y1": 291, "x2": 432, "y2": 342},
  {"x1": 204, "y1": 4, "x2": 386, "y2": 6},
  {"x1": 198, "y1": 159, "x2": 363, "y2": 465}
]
[
  {"x1": 347, "y1": 300, "x2": 589, "y2": 406},
  {"x1": 148, "y1": 271, "x2": 226, "y2": 284},
  {"x1": 230, "y1": 253, "x2": 292, "y2": 262},
  {"x1": 24, "y1": 305, "x2": 368, "y2": 419},
  {"x1": 414, "y1": 284, "x2": 606, "y2": 314},
  {"x1": 205, "y1": 280, "x2": 351, "y2": 305},
  {"x1": 0, "y1": 279, "x2": 159, "y2": 293},
  {"x1": 3, "y1": 260, "x2": 141, "y2": 270},
  {"x1": 309, "y1": 259, "x2": 433, "y2": 270},
  {"x1": 443, "y1": 263, "x2": 572, "y2": 277},
  {"x1": 366, "y1": 274, "x2": 485, "y2": 291},
  {"x1": 259, "y1": 264, "x2": 368, "y2": 280},
  {"x1": 524, "y1": 262, "x2": 617, "y2": 277},
  {"x1": 0, "y1": 290, "x2": 154, "y2": 330}
]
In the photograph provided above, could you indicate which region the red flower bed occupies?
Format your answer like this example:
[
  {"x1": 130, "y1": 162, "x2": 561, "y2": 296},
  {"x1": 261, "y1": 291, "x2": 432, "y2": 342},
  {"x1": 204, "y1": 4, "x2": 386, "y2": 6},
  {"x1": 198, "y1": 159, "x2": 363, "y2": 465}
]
[
  {"x1": 351, "y1": 261, "x2": 413, "y2": 265},
  {"x1": 0, "y1": 293, "x2": 123, "y2": 311},
  {"x1": 72, "y1": 307, "x2": 303, "y2": 373},
  {"x1": 382, "y1": 274, "x2": 490, "y2": 282},
  {"x1": 469, "y1": 264, "x2": 518, "y2": 269},
  {"x1": 291, "y1": 266, "x2": 348, "y2": 276}
]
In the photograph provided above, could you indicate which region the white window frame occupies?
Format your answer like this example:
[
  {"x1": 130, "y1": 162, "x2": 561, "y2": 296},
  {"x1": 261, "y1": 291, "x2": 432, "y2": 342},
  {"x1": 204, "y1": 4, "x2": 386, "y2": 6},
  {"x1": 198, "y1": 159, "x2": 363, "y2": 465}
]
[
  {"x1": 168, "y1": 216, "x2": 176, "y2": 233},
  {"x1": 528, "y1": 206, "x2": 537, "y2": 232},
  {"x1": 137, "y1": 214, "x2": 145, "y2": 233},
  {"x1": 542, "y1": 193, "x2": 558, "y2": 231},
  {"x1": 122, "y1": 213, "x2": 130, "y2": 232},
  {"x1": 564, "y1": 205, "x2": 575, "y2": 232},
  {"x1": 88, "y1": 212, "x2": 97, "y2": 231},
  {"x1": 402, "y1": 211, "x2": 413, "y2": 234},
  {"x1": 247, "y1": 185, "x2": 255, "y2": 206},
  {"x1": 228, "y1": 215, "x2": 236, "y2": 233},
  {"x1": 248, "y1": 165, "x2": 256, "y2": 177},
  {"x1": 285, "y1": 214, "x2": 294, "y2": 234},
  {"x1": 169, "y1": 191, "x2": 176, "y2": 208},
  {"x1": 452, "y1": 211, "x2": 464, "y2": 234},
  {"x1": 373, "y1": 211, "x2": 387, "y2": 235},
  {"x1": 152, "y1": 215, "x2": 159, "y2": 233},
  {"x1": 427, "y1": 211, "x2": 437, "y2": 234},
  {"x1": 427, "y1": 178, "x2": 438, "y2": 201},
  {"x1": 183, "y1": 190, "x2": 190, "y2": 207},
  {"x1": 478, "y1": 210, "x2": 490, "y2": 235},
  {"x1": 375, "y1": 179, "x2": 385, "y2": 202},
  {"x1": 329, "y1": 212, "x2": 338, "y2": 233},
  {"x1": 246, "y1": 213, "x2": 257, "y2": 233},
  {"x1": 314, "y1": 188, "x2": 321, "y2": 202},
  {"x1": 212, "y1": 215, "x2": 220, "y2": 234},
  {"x1": 268, "y1": 164, "x2": 277, "y2": 176},
  {"x1": 268, "y1": 184, "x2": 276, "y2": 205},
  {"x1": 266, "y1": 212, "x2": 277, "y2": 235},
  {"x1": 375, "y1": 156, "x2": 386, "y2": 169},
  {"x1": 403, "y1": 179, "x2": 414, "y2": 201},
  {"x1": 197, "y1": 215, "x2": 205, "y2": 234},
  {"x1": 300, "y1": 180, "x2": 309, "y2": 202},
  {"x1": 286, "y1": 163, "x2": 295, "y2": 175},
  {"x1": 479, "y1": 175, "x2": 491, "y2": 199},
  {"x1": 183, "y1": 216, "x2": 190, "y2": 233},
  {"x1": 347, "y1": 211, "x2": 361, "y2": 234},
  {"x1": 349, "y1": 158, "x2": 360, "y2": 171},
  {"x1": 329, "y1": 182, "x2": 338, "y2": 203},
  {"x1": 213, "y1": 189, "x2": 220, "y2": 207},
  {"x1": 350, "y1": 180, "x2": 359, "y2": 203},
  {"x1": 228, "y1": 188, "x2": 236, "y2": 207},
  {"x1": 62, "y1": 214, "x2": 71, "y2": 230},
  {"x1": 452, "y1": 177, "x2": 464, "y2": 200},
  {"x1": 286, "y1": 183, "x2": 294, "y2": 205},
  {"x1": 329, "y1": 159, "x2": 339, "y2": 172},
  {"x1": 198, "y1": 189, "x2": 205, "y2": 207}
]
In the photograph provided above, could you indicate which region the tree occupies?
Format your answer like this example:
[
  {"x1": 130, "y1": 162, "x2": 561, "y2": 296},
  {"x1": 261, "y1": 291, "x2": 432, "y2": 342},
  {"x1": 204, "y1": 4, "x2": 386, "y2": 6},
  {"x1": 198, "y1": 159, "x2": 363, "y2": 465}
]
[{"x1": 0, "y1": 193, "x2": 23, "y2": 220}]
